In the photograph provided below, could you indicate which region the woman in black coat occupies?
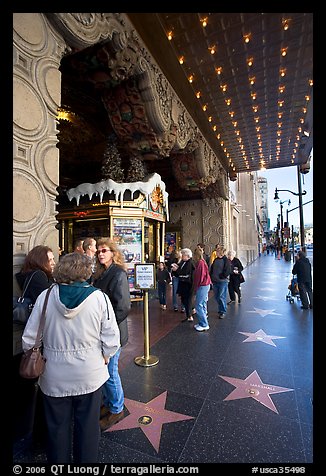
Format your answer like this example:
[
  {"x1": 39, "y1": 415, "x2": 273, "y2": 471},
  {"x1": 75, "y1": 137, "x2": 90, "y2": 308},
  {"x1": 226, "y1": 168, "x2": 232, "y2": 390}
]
[
  {"x1": 15, "y1": 245, "x2": 55, "y2": 304},
  {"x1": 93, "y1": 237, "x2": 131, "y2": 431},
  {"x1": 14, "y1": 245, "x2": 55, "y2": 449},
  {"x1": 226, "y1": 250, "x2": 244, "y2": 304}
]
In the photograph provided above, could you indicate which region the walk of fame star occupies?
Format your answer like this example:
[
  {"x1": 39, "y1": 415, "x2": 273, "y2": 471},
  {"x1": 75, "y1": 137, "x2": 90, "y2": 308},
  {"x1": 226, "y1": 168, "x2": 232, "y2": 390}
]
[
  {"x1": 105, "y1": 390, "x2": 194, "y2": 452},
  {"x1": 218, "y1": 370, "x2": 293, "y2": 413},
  {"x1": 246, "y1": 307, "x2": 282, "y2": 317},
  {"x1": 239, "y1": 329, "x2": 286, "y2": 346}
]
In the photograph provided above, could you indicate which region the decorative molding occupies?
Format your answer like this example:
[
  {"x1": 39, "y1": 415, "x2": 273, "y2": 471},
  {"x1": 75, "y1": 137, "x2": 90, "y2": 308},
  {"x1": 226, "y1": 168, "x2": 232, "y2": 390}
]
[{"x1": 46, "y1": 13, "x2": 128, "y2": 52}]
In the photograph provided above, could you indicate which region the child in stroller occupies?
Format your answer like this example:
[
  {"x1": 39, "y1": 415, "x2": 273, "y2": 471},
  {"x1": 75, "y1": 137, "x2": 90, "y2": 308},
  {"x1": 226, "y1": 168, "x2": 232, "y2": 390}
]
[{"x1": 286, "y1": 276, "x2": 300, "y2": 303}]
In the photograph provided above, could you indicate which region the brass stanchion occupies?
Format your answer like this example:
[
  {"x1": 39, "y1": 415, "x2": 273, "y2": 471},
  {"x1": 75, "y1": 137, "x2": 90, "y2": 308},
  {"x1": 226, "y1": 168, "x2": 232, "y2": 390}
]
[{"x1": 134, "y1": 289, "x2": 159, "y2": 367}]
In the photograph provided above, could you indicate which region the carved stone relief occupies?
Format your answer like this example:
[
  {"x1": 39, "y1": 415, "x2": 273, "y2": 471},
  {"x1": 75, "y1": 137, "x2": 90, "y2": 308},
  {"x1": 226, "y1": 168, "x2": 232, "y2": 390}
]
[
  {"x1": 47, "y1": 12, "x2": 227, "y2": 186},
  {"x1": 13, "y1": 13, "x2": 65, "y2": 259}
]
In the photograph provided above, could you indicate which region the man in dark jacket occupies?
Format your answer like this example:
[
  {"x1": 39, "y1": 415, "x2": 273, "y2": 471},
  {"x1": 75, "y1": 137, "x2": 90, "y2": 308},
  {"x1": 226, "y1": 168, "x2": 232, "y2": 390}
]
[
  {"x1": 292, "y1": 251, "x2": 313, "y2": 309},
  {"x1": 209, "y1": 245, "x2": 231, "y2": 318}
]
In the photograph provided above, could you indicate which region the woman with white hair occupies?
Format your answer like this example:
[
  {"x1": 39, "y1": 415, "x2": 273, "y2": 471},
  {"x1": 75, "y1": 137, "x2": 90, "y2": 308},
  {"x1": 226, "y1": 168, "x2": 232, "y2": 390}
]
[
  {"x1": 171, "y1": 248, "x2": 195, "y2": 322},
  {"x1": 226, "y1": 250, "x2": 244, "y2": 304}
]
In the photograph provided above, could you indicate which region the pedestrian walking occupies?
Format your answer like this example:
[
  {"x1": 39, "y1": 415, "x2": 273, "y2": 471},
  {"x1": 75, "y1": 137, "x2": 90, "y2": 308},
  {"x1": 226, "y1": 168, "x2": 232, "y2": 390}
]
[
  {"x1": 156, "y1": 261, "x2": 171, "y2": 309},
  {"x1": 292, "y1": 250, "x2": 313, "y2": 309},
  {"x1": 192, "y1": 247, "x2": 212, "y2": 331},
  {"x1": 227, "y1": 250, "x2": 244, "y2": 304},
  {"x1": 209, "y1": 245, "x2": 231, "y2": 319}
]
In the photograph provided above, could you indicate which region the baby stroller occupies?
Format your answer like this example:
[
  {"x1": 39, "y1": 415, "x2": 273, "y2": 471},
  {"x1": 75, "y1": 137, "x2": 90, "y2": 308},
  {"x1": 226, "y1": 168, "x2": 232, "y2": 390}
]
[{"x1": 286, "y1": 276, "x2": 300, "y2": 304}]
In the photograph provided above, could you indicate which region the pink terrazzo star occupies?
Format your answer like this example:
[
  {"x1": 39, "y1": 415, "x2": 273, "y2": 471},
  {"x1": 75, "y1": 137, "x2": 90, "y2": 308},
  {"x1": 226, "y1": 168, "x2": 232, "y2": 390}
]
[
  {"x1": 219, "y1": 370, "x2": 294, "y2": 413},
  {"x1": 239, "y1": 329, "x2": 286, "y2": 346},
  {"x1": 106, "y1": 390, "x2": 194, "y2": 452}
]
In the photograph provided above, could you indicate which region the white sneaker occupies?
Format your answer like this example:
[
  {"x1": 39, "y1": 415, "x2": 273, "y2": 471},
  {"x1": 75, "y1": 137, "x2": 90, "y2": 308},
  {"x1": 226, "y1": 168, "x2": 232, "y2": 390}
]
[{"x1": 194, "y1": 324, "x2": 210, "y2": 332}]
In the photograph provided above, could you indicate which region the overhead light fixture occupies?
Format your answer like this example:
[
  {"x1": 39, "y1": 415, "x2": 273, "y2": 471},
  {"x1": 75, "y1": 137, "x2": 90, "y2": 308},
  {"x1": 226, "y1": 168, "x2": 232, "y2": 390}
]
[
  {"x1": 243, "y1": 33, "x2": 251, "y2": 43},
  {"x1": 200, "y1": 17, "x2": 208, "y2": 27}
]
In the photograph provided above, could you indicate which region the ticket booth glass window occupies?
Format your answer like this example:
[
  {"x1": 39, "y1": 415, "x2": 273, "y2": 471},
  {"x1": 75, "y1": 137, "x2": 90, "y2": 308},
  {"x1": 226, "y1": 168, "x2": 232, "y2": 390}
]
[{"x1": 74, "y1": 218, "x2": 109, "y2": 241}]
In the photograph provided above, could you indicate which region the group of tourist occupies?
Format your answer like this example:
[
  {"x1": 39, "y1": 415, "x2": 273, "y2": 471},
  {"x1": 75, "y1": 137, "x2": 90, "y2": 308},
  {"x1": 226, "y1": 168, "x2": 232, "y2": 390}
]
[
  {"x1": 158, "y1": 243, "x2": 245, "y2": 331},
  {"x1": 15, "y1": 236, "x2": 313, "y2": 464},
  {"x1": 16, "y1": 238, "x2": 131, "y2": 463}
]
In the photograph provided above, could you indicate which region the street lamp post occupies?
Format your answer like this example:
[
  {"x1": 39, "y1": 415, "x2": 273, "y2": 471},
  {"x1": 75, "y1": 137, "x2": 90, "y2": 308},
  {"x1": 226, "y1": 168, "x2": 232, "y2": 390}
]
[
  {"x1": 278, "y1": 199, "x2": 290, "y2": 256},
  {"x1": 274, "y1": 181, "x2": 307, "y2": 248}
]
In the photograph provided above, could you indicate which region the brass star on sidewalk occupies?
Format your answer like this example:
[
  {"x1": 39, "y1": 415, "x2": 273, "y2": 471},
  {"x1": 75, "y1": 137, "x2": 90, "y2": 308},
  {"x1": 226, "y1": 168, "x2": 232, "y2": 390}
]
[
  {"x1": 106, "y1": 390, "x2": 194, "y2": 452},
  {"x1": 239, "y1": 329, "x2": 286, "y2": 347},
  {"x1": 219, "y1": 370, "x2": 294, "y2": 413},
  {"x1": 246, "y1": 307, "x2": 282, "y2": 317}
]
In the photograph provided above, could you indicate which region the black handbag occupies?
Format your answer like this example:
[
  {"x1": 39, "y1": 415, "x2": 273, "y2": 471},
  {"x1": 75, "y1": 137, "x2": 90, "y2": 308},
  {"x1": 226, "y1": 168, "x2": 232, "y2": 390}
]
[{"x1": 13, "y1": 271, "x2": 38, "y2": 324}]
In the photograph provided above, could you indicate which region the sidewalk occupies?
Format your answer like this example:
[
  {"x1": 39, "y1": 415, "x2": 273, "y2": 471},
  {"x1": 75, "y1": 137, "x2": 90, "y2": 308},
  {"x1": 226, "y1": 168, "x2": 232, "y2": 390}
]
[{"x1": 13, "y1": 254, "x2": 313, "y2": 464}]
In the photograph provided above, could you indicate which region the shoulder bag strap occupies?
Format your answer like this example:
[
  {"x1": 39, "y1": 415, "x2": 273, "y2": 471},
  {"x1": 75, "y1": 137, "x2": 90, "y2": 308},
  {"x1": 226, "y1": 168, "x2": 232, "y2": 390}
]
[
  {"x1": 21, "y1": 270, "x2": 39, "y2": 298},
  {"x1": 34, "y1": 284, "x2": 55, "y2": 348},
  {"x1": 101, "y1": 291, "x2": 110, "y2": 320}
]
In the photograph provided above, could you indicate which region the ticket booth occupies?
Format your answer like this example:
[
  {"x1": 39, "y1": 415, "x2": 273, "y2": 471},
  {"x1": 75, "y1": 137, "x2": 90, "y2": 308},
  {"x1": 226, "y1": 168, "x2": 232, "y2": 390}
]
[{"x1": 56, "y1": 173, "x2": 169, "y2": 300}]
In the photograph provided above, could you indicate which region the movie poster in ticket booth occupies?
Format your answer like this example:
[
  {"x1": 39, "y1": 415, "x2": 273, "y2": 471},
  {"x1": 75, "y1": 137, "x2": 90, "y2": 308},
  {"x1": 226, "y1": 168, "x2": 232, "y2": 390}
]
[{"x1": 112, "y1": 217, "x2": 143, "y2": 298}]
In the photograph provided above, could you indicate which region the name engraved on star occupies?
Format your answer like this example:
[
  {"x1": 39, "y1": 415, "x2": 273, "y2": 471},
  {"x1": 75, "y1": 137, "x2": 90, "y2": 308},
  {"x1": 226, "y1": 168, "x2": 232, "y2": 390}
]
[
  {"x1": 251, "y1": 384, "x2": 276, "y2": 391},
  {"x1": 144, "y1": 405, "x2": 166, "y2": 415}
]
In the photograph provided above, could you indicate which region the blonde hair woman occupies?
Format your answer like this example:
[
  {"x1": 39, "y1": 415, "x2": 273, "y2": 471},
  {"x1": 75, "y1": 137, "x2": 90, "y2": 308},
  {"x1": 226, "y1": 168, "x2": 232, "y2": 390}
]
[
  {"x1": 192, "y1": 247, "x2": 212, "y2": 331},
  {"x1": 93, "y1": 238, "x2": 131, "y2": 431}
]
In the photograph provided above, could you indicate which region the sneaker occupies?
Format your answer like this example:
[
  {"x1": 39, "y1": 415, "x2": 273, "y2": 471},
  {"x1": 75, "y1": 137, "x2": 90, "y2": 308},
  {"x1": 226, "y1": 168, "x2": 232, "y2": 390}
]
[
  {"x1": 174, "y1": 307, "x2": 178, "y2": 312},
  {"x1": 181, "y1": 308, "x2": 185, "y2": 313},
  {"x1": 163, "y1": 305, "x2": 167, "y2": 310},
  {"x1": 227, "y1": 300, "x2": 235, "y2": 305},
  {"x1": 194, "y1": 324, "x2": 209, "y2": 332},
  {"x1": 100, "y1": 404, "x2": 110, "y2": 419},
  {"x1": 219, "y1": 313, "x2": 225, "y2": 319},
  {"x1": 187, "y1": 316, "x2": 194, "y2": 321},
  {"x1": 100, "y1": 410, "x2": 125, "y2": 432}
]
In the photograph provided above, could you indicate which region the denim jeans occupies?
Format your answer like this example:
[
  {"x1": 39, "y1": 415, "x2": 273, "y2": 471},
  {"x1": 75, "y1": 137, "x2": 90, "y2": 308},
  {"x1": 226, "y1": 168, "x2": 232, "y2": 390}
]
[
  {"x1": 157, "y1": 282, "x2": 167, "y2": 305},
  {"x1": 172, "y1": 276, "x2": 179, "y2": 308},
  {"x1": 213, "y1": 281, "x2": 228, "y2": 314},
  {"x1": 195, "y1": 284, "x2": 210, "y2": 327},
  {"x1": 102, "y1": 348, "x2": 124, "y2": 414}
]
